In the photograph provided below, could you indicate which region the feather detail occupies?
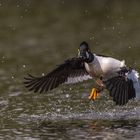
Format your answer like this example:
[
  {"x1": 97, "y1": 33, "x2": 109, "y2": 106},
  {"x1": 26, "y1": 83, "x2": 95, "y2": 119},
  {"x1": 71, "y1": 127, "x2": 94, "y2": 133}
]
[{"x1": 24, "y1": 58, "x2": 91, "y2": 93}]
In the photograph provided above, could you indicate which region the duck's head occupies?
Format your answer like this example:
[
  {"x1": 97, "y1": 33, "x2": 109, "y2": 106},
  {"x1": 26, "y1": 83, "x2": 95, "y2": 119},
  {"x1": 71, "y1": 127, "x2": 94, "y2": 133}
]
[{"x1": 78, "y1": 41, "x2": 94, "y2": 63}]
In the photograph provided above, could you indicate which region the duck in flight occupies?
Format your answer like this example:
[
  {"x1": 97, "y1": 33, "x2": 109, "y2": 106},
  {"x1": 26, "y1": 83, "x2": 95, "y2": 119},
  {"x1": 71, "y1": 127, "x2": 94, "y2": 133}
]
[{"x1": 24, "y1": 41, "x2": 140, "y2": 105}]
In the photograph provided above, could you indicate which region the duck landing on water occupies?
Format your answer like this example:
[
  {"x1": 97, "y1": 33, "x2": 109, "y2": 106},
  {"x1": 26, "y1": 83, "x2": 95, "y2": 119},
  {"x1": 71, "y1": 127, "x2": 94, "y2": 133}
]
[{"x1": 24, "y1": 41, "x2": 140, "y2": 105}]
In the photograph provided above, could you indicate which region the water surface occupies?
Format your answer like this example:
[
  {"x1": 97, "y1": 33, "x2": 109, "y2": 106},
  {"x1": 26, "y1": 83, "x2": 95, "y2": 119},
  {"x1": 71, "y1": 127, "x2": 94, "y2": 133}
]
[{"x1": 0, "y1": 0, "x2": 140, "y2": 139}]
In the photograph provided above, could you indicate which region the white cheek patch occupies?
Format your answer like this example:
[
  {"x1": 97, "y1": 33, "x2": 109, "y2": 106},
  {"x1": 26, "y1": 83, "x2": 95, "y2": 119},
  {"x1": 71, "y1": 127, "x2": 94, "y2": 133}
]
[{"x1": 86, "y1": 51, "x2": 89, "y2": 58}]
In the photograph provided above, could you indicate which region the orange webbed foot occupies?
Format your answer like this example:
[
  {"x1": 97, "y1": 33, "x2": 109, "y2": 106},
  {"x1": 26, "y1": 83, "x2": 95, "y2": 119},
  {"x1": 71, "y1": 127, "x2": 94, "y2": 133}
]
[{"x1": 88, "y1": 88, "x2": 99, "y2": 100}]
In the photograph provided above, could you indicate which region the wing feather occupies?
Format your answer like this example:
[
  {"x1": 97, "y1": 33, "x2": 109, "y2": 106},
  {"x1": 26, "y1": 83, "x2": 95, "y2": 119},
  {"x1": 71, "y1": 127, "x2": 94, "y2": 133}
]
[
  {"x1": 24, "y1": 58, "x2": 91, "y2": 93},
  {"x1": 103, "y1": 75, "x2": 136, "y2": 105}
]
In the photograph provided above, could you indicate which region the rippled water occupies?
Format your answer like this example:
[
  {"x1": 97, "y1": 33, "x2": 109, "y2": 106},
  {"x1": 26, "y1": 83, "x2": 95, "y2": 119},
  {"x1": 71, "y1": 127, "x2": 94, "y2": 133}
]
[{"x1": 0, "y1": 0, "x2": 140, "y2": 139}]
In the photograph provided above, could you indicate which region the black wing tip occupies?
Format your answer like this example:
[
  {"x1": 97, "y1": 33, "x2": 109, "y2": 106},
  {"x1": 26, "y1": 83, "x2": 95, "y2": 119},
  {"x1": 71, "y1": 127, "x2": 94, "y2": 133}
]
[
  {"x1": 23, "y1": 57, "x2": 89, "y2": 93},
  {"x1": 24, "y1": 74, "x2": 41, "y2": 93},
  {"x1": 23, "y1": 74, "x2": 60, "y2": 93}
]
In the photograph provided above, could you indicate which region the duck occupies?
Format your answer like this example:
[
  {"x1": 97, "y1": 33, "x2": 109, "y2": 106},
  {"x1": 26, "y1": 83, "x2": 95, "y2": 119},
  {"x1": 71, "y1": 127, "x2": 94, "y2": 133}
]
[{"x1": 24, "y1": 41, "x2": 140, "y2": 105}]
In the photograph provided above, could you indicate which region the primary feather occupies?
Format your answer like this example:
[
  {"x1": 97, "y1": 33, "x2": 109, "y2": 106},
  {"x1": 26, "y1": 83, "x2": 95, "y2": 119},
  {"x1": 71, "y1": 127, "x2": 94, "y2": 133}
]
[{"x1": 24, "y1": 58, "x2": 91, "y2": 93}]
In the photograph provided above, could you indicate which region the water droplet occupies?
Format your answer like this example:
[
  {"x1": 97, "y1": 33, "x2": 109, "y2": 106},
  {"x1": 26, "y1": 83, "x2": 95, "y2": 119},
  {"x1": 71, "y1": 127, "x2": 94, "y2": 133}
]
[
  {"x1": 60, "y1": 90, "x2": 64, "y2": 93},
  {"x1": 17, "y1": 5, "x2": 20, "y2": 8},
  {"x1": 22, "y1": 64, "x2": 26, "y2": 68},
  {"x1": 11, "y1": 76, "x2": 15, "y2": 79},
  {"x1": 25, "y1": 9, "x2": 28, "y2": 12},
  {"x1": 12, "y1": 27, "x2": 16, "y2": 31},
  {"x1": 112, "y1": 26, "x2": 115, "y2": 30},
  {"x1": 20, "y1": 16, "x2": 23, "y2": 19},
  {"x1": 2, "y1": 56, "x2": 5, "y2": 59},
  {"x1": 0, "y1": 3, "x2": 2, "y2": 7},
  {"x1": 117, "y1": 22, "x2": 121, "y2": 25},
  {"x1": 57, "y1": 108, "x2": 61, "y2": 112},
  {"x1": 66, "y1": 94, "x2": 69, "y2": 98},
  {"x1": 61, "y1": 0, "x2": 64, "y2": 4},
  {"x1": 84, "y1": 10, "x2": 89, "y2": 14},
  {"x1": 58, "y1": 100, "x2": 62, "y2": 104},
  {"x1": 90, "y1": 36, "x2": 94, "y2": 40},
  {"x1": 1, "y1": 56, "x2": 5, "y2": 63},
  {"x1": 42, "y1": 73, "x2": 45, "y2": 76},
  {"x1": 107, "y1": 15, "x2": 110, "y2": 18}
]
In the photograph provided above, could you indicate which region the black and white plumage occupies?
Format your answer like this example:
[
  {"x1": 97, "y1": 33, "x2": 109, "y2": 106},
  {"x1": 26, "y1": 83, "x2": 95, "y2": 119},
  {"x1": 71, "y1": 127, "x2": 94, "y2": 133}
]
[
  {"x1": 24, "y1": 58, "x2": 91, "y2": 93},
  {"x1": 103, "y1": 69, "x2": 139, "y2": 105},
  {"x1": 24, "y1": 41, "x2": 140, "y2": 105}
]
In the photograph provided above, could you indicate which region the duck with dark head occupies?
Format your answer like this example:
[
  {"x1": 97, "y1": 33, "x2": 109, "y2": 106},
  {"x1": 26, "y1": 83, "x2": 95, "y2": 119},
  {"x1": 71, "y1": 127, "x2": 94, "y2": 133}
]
[{"x1": 24, "y1": 41, "x2": 140, "y2": 105}]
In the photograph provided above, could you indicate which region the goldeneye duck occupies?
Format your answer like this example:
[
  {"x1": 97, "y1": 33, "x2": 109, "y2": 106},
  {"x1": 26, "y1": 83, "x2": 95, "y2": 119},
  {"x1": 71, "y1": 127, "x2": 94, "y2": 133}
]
[{"x1": 24, "y1": 41, "x2": 140, "y2": 105}]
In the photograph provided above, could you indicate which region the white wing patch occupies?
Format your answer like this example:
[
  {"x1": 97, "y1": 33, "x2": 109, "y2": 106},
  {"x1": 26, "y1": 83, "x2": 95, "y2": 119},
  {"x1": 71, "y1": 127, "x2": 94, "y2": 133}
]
[{"x1": 65, "y1": 75, "x2": 92, "y2": 84}]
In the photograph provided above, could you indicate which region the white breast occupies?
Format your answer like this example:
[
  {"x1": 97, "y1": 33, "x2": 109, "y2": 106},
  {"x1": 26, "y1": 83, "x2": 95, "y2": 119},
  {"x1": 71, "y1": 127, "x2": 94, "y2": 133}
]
[{"x1": 85, "y1": 54, "x2": 125, "y2": 78}]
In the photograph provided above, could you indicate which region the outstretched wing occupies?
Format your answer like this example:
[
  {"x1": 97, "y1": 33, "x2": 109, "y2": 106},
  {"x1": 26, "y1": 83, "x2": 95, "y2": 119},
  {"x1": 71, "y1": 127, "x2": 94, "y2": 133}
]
[
  {"x1": 103, "y1": 76, "x2": 135, "y2": 105},
  {"x1": 24, "y1": 58, "x2": 91, "y2": 93},
  {"x1": 103, "y1": 68, "x2": 137, "y2": 105}
]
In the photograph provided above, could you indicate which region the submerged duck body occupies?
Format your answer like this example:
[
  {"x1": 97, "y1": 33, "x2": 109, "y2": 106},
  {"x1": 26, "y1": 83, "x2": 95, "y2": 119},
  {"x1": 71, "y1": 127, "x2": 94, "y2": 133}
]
[{"x1": 24, "y1": 41, "x2": 140, "y2": 105}]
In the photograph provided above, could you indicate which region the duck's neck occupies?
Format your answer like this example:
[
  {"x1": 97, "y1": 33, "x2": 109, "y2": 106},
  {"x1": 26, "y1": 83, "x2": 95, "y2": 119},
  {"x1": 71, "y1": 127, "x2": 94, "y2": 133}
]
[{"x1": 85, "y1": 52, "x2": 94, "y2": 63}]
